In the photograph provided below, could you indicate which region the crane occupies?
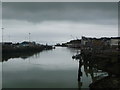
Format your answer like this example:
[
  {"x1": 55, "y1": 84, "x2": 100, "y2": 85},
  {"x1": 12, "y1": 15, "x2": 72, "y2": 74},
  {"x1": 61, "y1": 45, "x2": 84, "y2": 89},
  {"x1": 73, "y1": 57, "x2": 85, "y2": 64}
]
[{"x1": 70, "y1": 35, "x2": 75, "y2": 40}]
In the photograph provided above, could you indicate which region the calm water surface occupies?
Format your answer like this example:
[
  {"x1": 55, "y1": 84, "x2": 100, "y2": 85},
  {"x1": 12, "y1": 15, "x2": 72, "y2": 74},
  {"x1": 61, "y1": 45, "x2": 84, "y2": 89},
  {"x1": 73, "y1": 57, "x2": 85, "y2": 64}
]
[{"x1": 2, "y1": 47, "x2": 107, "y2": 88}]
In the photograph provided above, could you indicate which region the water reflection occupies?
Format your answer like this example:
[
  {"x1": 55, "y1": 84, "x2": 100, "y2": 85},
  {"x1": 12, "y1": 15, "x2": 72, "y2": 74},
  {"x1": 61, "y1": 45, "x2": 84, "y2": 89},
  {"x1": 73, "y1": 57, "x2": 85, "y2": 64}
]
[
  {"x1": 2, "y1": 49, "x2": 53, "y2": 62},
  {"x1": 75, "y1": 53, "x2": 108, "y2": 89},
  {"x1": 3, "y1": 47, "x2": 79, "y2": 88},
  {"x1": 78, "y1": 60, "x2": 83, "y2": 82},
  {"x1": 78, "y1": 60, "x2": 83, "y2": 89}
]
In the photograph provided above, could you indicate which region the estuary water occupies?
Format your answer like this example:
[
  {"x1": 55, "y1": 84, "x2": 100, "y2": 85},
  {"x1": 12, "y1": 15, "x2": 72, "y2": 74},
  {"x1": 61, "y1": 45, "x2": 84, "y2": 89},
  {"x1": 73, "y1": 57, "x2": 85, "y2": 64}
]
[{"x1": 2, "y1": 47, "x2": 107, "y2": 88}]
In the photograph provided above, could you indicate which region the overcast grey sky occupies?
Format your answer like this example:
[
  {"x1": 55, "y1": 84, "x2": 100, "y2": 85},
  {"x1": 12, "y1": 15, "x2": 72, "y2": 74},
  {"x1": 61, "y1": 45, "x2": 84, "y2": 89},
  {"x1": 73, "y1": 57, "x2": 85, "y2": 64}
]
[{"x1": 2, "y1": 2, "x2": 118, "y2": 44}]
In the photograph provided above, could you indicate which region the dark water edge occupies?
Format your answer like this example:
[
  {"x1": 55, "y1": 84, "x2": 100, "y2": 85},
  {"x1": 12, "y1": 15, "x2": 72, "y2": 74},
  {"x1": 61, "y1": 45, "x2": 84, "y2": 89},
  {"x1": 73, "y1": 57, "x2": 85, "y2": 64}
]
[
  {"x1": 2, "y1": 52, "x2": 39, "y2": 61},
  {"x1": 2, "y1": 45, "x2": 54, "y2": 61}
]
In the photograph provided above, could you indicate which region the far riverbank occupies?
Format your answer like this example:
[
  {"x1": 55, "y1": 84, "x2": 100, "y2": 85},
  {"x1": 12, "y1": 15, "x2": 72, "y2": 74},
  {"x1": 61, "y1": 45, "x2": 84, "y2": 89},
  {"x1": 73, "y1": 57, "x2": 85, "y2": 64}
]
[{"x1": 2, "y1": 41, "x2": 54, "y2": 61}]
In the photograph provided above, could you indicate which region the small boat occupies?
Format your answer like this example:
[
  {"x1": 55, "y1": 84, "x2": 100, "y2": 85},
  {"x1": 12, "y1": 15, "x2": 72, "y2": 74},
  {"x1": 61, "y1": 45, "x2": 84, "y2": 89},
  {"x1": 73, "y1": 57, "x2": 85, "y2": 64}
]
[{"x1": 72, "y1": 54, "x2": 81, "y2": 59}]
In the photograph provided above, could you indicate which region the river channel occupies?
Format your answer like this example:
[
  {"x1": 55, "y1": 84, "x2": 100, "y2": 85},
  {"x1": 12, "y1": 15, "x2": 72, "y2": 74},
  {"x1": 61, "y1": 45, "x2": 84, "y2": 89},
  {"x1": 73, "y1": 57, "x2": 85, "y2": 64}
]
[{"x1": 2, "y1": 47, "x2": 108, "y2": 89}]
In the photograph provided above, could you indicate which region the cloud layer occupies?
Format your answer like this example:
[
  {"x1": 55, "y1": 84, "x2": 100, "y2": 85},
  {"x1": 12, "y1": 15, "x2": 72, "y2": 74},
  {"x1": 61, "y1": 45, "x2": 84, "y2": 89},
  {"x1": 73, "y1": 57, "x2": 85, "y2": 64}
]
[
  {"x1": 2, "y1": 2, "x2": 118, "y2": 44},
  {"x1": 3, "y1": 2, "x2": 118, "y2": 25}
]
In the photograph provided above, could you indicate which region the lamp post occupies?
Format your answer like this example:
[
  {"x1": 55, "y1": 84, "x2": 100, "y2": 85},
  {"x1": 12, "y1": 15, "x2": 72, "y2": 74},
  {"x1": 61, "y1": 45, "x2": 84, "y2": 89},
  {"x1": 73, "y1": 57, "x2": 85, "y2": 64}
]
[{"x1": 29, "y1": 33, "x2": 31, "y2": 42}]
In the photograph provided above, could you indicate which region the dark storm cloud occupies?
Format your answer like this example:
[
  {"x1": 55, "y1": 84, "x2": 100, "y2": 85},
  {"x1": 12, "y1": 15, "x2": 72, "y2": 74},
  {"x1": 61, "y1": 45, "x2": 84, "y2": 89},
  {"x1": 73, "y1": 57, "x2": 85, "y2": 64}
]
[{"x1": 2, "y1": 2, "x2": 118, "y2": 25}]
